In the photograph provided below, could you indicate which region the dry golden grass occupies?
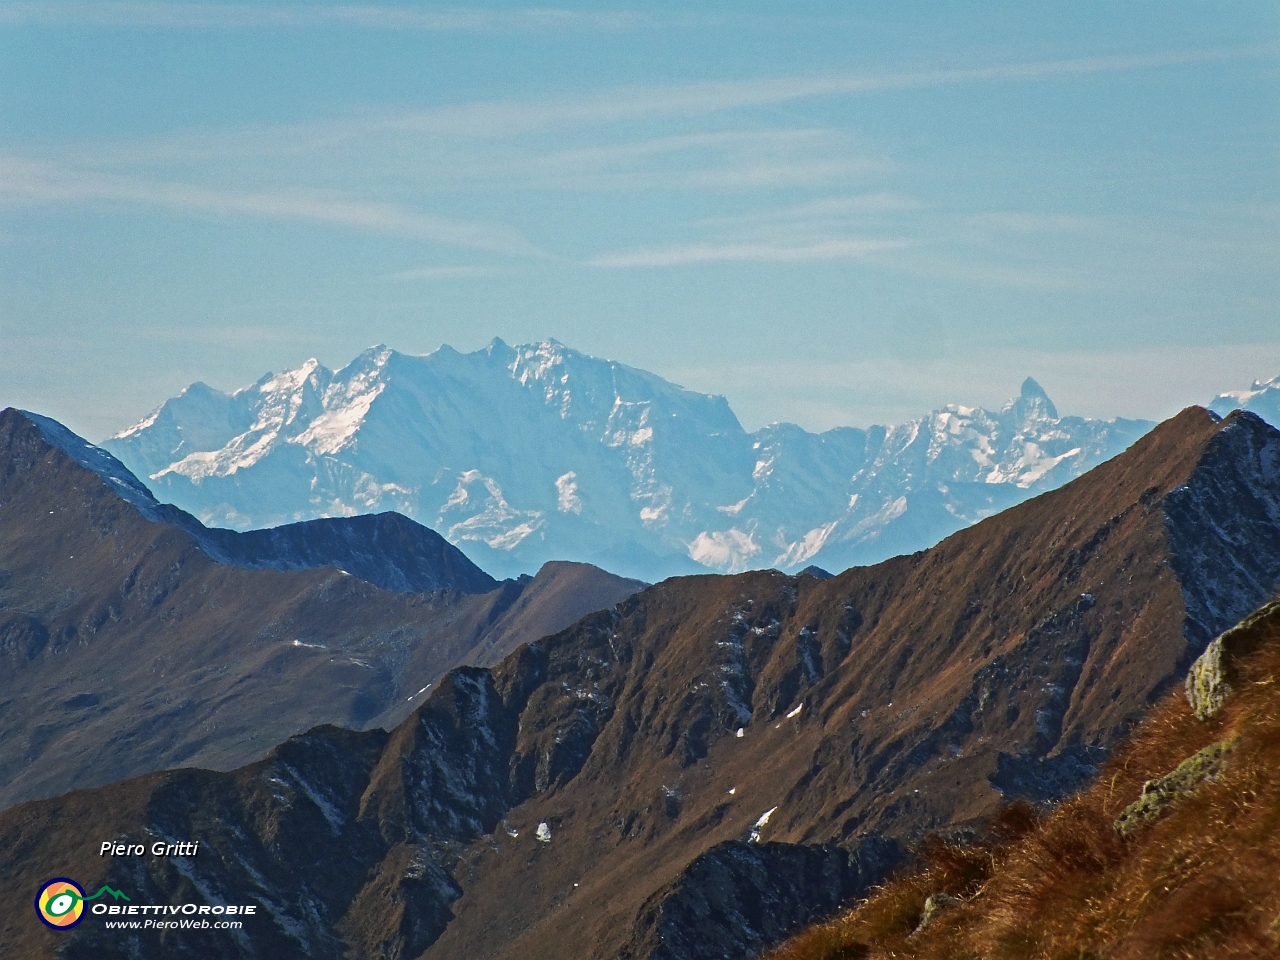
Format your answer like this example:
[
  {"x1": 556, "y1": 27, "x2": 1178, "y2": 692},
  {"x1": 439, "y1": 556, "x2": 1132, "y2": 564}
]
[{"x1": 767, "y1": 602, "x2": 1280, "y2": 960}]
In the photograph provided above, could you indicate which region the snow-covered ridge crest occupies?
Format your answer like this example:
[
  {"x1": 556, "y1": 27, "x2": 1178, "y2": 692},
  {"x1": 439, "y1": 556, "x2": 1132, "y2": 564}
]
[
  {"x1": 1210, "y1": 373, "x2": 1280, "y2": 427},
  {"x1": 105, "y1": 344, "x2": 1259, "y2": 582}
]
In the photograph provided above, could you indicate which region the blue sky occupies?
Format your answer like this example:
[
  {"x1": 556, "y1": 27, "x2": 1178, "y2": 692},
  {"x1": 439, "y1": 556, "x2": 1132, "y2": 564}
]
[{"x1": 1, "y1": 1, "x2": 1277, "y2": 439}]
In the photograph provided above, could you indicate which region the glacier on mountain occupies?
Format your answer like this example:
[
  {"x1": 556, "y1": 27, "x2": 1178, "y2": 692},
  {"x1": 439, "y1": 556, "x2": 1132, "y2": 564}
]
[{"x1": 104, "y1": 339, "x2": 1161, "y2": 581}]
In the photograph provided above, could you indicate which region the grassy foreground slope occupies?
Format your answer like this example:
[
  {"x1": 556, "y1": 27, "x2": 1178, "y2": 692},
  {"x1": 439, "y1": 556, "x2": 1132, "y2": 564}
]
[{"x1": 768, "y1": 599, "x2": 1280, "y2": 960}]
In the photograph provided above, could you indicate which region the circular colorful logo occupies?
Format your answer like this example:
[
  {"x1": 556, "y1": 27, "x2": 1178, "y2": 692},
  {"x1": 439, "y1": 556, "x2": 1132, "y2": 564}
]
[{"x1": 35, "y1": 878, "x2": 86, "y2": 930}]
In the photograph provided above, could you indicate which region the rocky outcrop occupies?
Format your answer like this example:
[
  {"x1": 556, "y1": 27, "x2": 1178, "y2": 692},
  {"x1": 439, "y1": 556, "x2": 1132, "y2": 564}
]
[
  {"x1": 1113, "y1": 738, "x2": 1236, "y2": 837},
  {"x1": 1186, "y1": 600, "x2": 1280, "y2": 720},
  {"x1": 910, "y1": 893, "x2": 960, "y2": 937}
]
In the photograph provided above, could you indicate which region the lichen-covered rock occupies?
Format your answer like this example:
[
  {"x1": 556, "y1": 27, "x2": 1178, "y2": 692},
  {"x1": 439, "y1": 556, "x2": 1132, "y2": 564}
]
[
  {"x1": 1114, "y1": 738, "x2": 1236, "y2": 837},
  {"x1": 910, "y1": 893, "x2": 960, "y2": 937},
  {"x1": 1186, "y1": 601, "x2": 1280, "y2": 720}
]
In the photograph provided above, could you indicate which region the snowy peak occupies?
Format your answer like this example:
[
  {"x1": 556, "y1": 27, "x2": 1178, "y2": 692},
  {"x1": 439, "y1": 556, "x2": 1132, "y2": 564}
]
[
  {"x1": 1007, "y1": 376, "x2": 1059, "y2": 421},
  {"x1": 1013, "y1": 378, "x2": 1054, "y2": 419},
  {"x1": 103, "y1": 345, "x2": 1159, "y2": 581},
  {"x1": 1210, "y1": 372, "x2": 1280, "y2": 427}
]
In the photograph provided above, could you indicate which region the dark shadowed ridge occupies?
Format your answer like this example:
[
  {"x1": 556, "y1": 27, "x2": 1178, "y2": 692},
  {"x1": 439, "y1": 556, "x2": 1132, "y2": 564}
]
[
  {"x1": 20, "y1": 409, "x2": 498, "y2": 595},
  {"x1": 0, "y1": 409, "x2": 643, "y2": 811},
  {"x1": 2, "y1": 408, "x2": 1278, "y2": 960}
]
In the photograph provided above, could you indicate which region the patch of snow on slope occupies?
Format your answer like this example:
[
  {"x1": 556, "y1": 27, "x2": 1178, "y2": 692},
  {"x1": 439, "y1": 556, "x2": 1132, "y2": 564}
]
[
  {"x1": 294, "y1": 381, "x2": 385, "y2": 455},
  {"x1": 689, "y1": 528, "x2": 761, "y2": 572},
  {"x1": 441, "y1": 471, "x2": 544, "y2": 549},
  {"x1": 774, "y1": 521, "x2": 838, "y2": 567},
  {"x1": 749, "y1": 806, "x2": 778, "y2": 843},
  {"x1": 556, "y1": 472, "x2": 583, "y2": 514}
]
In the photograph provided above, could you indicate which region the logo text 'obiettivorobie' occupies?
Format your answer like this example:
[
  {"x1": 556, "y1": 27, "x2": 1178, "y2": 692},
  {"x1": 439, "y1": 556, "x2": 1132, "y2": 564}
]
[{"x1": 35, "y1": 878, "x2": 258, "y2": 933}]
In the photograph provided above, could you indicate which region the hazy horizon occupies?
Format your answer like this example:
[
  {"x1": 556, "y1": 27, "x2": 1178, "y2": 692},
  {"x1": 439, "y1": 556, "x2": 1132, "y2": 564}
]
[{"x1": 2, "y1": 2, "x2": 1277, "y2": 439}]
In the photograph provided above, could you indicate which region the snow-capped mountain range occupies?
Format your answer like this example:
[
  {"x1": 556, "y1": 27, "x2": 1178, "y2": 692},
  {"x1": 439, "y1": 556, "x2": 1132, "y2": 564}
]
[
  {"x1": 103, "y1": 340, "x2": 1272, "y2": 581},
  {"x1": 1211, "y1": 372, "x2": 1280, "y2": 427}
]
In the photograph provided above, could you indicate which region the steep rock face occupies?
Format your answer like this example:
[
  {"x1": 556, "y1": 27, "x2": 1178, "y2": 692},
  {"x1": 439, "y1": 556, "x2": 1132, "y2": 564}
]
[
  {"x1": 102, "y1": 342, "x2": 1153, "y2": 580},
  {"x1": 1162, "y1": 412, "x2": 1280, "y2": 653},
  {"x1": 620, "y1": 838, "x2": 900, "y2": 960},
  {"x1": 4, "y1": 407, "x2": 1278, "y2": 960},
  {"x1": 0, "y1": 409, "x2": 641, "y2": 810}
]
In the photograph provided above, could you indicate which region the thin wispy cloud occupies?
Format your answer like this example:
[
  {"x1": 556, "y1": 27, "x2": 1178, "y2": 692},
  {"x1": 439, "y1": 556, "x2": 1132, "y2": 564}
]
[
  {"x1": 888, "y1": 256, "x2": 1083, "y2": 292},
  {"x1": 75, "y1": 41, "x2": 1280, "y2": 164},
  {"x1": 404, "y1": 41, "x2": 1280, "y2": 137},
  {"x1": 0, "y1": 2, "x2": 653, "y2": 31},
  {"x1": 534, "y1": 159, "x2": 884, "y2": 193},
  {"x1": 589, "y1": 238, "x2": 906, "y2": 269},
  {"x1": 389, "y1": 264, "x2": 507, "y2": 281},
  {"x1": 698, "y1": 192, "x2": 923, "y2": 228},
  {"x1": 0, "y1": 157, "x2": 544, "y2": 256},
  {"x1": 970, "y1": 211, "x2": 1106, "y2": 234},
  {"x1": 540, "y1": 128, "x2": 845, "y2": 167},
  {"x1": 475, "y1": 128, "x2": 881, "y2": 192}
]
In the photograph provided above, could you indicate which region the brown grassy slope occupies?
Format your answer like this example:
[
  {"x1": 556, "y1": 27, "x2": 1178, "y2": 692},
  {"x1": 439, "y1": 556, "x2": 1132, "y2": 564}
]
[
  {"x1": 2, "y1": 408, "x2": 1276, "y2": 960},
  {"x1": 766, "y1": 599, "x2": 1280, "y2": 960},
  {"x1": 0, "y1": 409, "x2": 641, "y2": 809},
  {"x1": 423, "y1": 408, "x2": 1280, "y2": 960}
]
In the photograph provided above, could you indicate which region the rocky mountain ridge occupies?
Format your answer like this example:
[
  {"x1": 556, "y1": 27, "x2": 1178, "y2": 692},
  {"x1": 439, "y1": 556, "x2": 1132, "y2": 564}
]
[
  {"x1": 25, "y1": 409, "x2": 500, "y2": 596},
  {"x1": 0, "y1": 408, "x2": 642, "y2": 809},
  {"x1": 5, "y1": 406, "x2": 1279, "y2": 960},
  {"x1": 102, "y1": 340, "x2": 1157, "y2": 580}
]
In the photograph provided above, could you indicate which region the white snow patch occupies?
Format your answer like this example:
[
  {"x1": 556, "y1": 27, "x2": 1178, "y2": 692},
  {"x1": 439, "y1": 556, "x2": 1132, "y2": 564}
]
[
  {"x1": 775, "y1": 521, "x2": 837, "y2": 567},
  {"x1": 536, "y1": 822, "x2": 552, "y2": 843},
  {"x1": 556, "y1": 471, "x2": 583, "y2": 514},
  {"x1": 688, "y1": 529, "x2": 761, "y2": 573},
  {"x1": 749, "y1": 806, "x2": 778, "y2": 843},
  {"x1": 293, "y1": 381, "x2": 385, "y2": 455},
  {"x1": 717, "y1": 496, "x2": 752, "y2": 516},
  {"x1": 785, "y1": 703, "x2": 803, "y2": 719},
  {"x1": 282, "y1": 765, "x2": 344, "y2": 833}
]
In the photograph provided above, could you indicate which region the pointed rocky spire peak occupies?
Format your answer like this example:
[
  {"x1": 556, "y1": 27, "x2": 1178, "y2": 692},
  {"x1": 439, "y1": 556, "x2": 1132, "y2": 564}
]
[
  {"x1": 1007, "y1": 377, "x2": 1059, "y2": 421},
  {"x1": 1020, "y1": 377, "x2": 1049, "y2": 401}
]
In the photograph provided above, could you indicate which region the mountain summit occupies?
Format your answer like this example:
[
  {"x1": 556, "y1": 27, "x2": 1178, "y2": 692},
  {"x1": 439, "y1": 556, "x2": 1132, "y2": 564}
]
[
  {"x1": 1011, "y1": 376, "x2": 1058, "y2": 420},
  {"x1": 104, "y1": 341, "x2": 1153, "y2": 580}
]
